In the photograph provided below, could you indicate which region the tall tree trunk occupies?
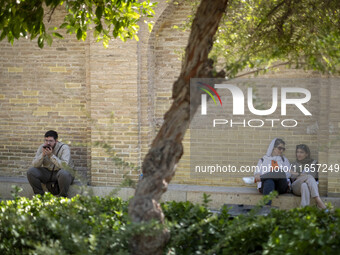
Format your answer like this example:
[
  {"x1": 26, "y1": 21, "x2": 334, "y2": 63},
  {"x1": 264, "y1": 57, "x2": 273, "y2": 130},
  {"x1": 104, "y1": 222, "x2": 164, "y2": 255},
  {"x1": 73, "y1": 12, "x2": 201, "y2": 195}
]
[{"x1": 128, "y1": 0, "x2": 229, "y2": 254}]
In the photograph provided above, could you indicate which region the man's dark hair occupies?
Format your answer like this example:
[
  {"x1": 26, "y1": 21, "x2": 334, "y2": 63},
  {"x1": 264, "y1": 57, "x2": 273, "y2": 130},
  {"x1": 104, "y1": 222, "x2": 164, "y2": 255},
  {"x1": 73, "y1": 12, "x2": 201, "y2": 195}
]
[
  {"x1": 45, "y1": 130, "x2": 58, "y2": 140},
  {"x1": 274, "y1": 138, "x2": 285, "y2": 148}
]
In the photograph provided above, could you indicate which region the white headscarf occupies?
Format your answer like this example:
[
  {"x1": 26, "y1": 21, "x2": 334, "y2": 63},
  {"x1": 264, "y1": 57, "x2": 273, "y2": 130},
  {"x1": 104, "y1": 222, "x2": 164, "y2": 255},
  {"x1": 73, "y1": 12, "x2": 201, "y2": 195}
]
[
  {"x1": 263, "y1": 138, "x2": 285, "y2": 161},
  {"x1": 265, "y1": 138, "x2": 277, "y2": 157},
  {"x1": 255, "y1": 138, "x2": 291, "y2": 188}
]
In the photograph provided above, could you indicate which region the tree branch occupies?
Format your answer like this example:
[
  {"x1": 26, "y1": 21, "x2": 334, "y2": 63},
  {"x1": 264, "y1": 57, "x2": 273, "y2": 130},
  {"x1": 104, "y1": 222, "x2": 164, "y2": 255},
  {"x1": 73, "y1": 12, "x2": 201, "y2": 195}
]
[
  {"x1": 128, "y1": 0, "x2": 229, "y2": 254},
  {"x1": 47, "y1": 5, "x2": 58, "y2": 23},
  {"x1": 256, "y1": 0, "x2": 289, "y2": 29},
  {"x1": 232, "y1": 61, "x2": 291, "y2": 79}
]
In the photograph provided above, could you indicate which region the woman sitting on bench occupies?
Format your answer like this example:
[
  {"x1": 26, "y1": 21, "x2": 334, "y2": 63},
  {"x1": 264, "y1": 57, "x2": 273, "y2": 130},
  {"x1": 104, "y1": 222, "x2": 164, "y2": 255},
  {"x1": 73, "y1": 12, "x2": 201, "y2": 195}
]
[
  {"x1": 290, "y1": 144, "x2": 326, "y2": 209},
  {"x1": 254, "y1": 138, "x2": 291, "y2": 205}
]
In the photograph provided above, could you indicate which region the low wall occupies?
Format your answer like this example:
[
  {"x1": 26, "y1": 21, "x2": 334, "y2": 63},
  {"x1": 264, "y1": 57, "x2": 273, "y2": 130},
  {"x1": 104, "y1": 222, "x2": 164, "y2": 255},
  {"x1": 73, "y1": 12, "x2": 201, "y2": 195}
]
[{"x1": 1, "y1": 177, "x2": 340, "y2": 210}]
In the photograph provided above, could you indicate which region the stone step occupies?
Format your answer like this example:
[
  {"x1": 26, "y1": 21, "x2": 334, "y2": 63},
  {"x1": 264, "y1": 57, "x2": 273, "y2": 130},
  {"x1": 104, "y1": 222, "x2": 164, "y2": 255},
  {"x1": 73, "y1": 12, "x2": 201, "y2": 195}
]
[{"x1": 1, "y1": 177, "x2": 340, "y2": 210}]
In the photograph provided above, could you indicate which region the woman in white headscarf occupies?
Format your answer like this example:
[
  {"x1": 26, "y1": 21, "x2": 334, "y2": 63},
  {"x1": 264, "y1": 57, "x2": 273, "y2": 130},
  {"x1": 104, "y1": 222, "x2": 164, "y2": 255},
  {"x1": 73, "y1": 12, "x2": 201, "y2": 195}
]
[{"x1": 254, "y1": 138, "x2": 291, "y2": 205}]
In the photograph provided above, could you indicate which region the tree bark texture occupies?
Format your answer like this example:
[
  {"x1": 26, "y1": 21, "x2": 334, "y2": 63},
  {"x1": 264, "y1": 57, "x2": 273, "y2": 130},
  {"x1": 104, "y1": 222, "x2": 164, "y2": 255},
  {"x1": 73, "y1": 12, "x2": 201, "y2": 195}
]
[{"x1": 128, "y1": 0, "x2": 229, "y2": 254}]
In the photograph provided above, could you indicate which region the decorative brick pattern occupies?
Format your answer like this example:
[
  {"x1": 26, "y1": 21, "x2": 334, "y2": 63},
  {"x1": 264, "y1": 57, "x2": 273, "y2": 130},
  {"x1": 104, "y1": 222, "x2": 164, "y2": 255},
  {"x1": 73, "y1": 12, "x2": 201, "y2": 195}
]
[
  {"x1": 8, "y1": 67, "x2": 23, "y2": 72},
  {"x1": 65, "y1": 83, "x2": 82, "y2": 89},
  {"x1": 22, "y1": 90, "x2": 39, "y2": 96},
  {"x1": 49, "y1": 66, "x2": 67, "y2": 72}
]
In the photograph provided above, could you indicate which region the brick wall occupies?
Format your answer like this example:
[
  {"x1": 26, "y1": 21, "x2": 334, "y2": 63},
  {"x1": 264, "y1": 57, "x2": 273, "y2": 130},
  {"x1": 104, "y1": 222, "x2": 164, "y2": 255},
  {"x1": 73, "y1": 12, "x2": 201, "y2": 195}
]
[
  {"x1": 87, "y1": 37, "x2": 141, "y2": 186},
  {"x1": 188, "y1": 76, "x2": 329, "y2": 194},
  {"x1": 325, "y1": 79, "x2": 340, "y2": 195},
  {"x1": 0, "y1": 0, "x2": 339, "y2": 196},
  {"x1": 147, "y1": 1, "x2": 192, "y2": 185},
  {"x1": 0, "y1": 7, "x2": 88, "y2": 180}
]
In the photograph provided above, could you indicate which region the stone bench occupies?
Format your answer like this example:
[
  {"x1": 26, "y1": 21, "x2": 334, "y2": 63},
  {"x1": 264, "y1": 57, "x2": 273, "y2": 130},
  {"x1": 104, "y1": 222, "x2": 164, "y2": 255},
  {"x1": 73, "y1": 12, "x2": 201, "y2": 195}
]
[
  {"x1": 165, "y1": 184, "x2": 301, "y2": 210},
  {"x1": 164, "y1": 184, "x2": 340, "y2": 210},
  {"x1": 0, "y1": 176, "x2": 135, "y2": 200},
  {"x1": 1, "y1": 177, "x2": 340, "y2": 210},
  {"x1": 0, "y1": 176, "x2": 82, "y2": 199}
]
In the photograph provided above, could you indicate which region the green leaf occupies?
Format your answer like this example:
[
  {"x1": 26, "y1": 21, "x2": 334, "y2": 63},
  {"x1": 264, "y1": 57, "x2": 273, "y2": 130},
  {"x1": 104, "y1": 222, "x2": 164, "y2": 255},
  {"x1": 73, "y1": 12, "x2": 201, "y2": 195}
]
[
  {"x1": 48, "y1": 26, "x2": 58, "y2": 31},
  {"x1": 12, "y1": 22, "x2": 21, "y2": 39},
  {"x1": 0, "y1": 30, "x2": 7, "y2": 41},
  {"x1": 127, "y1": 12, "x2": 140, "y2": 19},
  {"x1": 76, "y1": 28, "x2": 82, "y2": 40},
  {"x1": 60, "y1": 22, "x2": 68, "y2": 29},
  {"x1": 66, "y1": 27, "x2": 76, "y2": 34},
  {"x1": 95, "y1": 23, "x2": 103, "y2": 33},
  {"x1": 37, "y1": 6, "x2": 44, "y2": 20},
  {"x1": 147, "y1": 22, "x2": 153, "y2": 32},
  {"x1": 37, "y1": 36, "x2": 44, "y2": 48},
  {"x1": 82, "y1": 31, "x2": 87, "y2": 41},
  {"x1": 52, "y1": 32, "x2": 63, "y2": 39},
  {"x1": 11, "y1": 6, "x2": 16, "y2": 15},
  {"x1": 45, "y1": 34, "x2": 53, "y2": 46},
  {"x1": 95, "y1": 6, "x2": 103, "y2": 20}
]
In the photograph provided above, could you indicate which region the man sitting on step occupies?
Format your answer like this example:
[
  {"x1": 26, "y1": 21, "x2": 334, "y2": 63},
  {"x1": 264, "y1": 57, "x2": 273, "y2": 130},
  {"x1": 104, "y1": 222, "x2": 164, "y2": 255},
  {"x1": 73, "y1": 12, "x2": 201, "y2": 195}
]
[{"x1": 27, "y1": 130, "x2": 74, "y2": 197}]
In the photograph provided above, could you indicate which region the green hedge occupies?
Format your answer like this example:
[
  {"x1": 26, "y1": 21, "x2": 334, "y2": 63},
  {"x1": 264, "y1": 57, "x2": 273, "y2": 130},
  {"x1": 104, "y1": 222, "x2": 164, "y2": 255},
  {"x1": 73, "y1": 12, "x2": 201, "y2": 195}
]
[
  {"x1": 163, "y1": 201, "x2": 339, "y2": 255},
  {"x1": 0, "y1": 189, "x2": 339, "y2": 255},
  {"x1": 0, "y1": 192, "x2": 130, "y2": 254}
]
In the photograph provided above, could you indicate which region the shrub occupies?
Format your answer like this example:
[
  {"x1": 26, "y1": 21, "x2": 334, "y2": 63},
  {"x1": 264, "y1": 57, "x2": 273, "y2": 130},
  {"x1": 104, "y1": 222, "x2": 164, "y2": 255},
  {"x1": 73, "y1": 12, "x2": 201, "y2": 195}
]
[
  {"x1": 0, "y1": 190, "x2": 339, "y2": 255},
  {"x1": 0, "y1": 193, "x2": 130, "y2": 254},
  {"x1": 162, "y1": 200, "x2": 340, "y2": 255}
]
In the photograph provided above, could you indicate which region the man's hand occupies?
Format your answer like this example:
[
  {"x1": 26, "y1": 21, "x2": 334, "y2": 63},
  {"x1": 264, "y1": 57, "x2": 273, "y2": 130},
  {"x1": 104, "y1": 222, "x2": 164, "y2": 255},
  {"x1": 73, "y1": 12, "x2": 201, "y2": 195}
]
[{"x1": 43, "y1": 147, "x2": 53, "y2": 157}]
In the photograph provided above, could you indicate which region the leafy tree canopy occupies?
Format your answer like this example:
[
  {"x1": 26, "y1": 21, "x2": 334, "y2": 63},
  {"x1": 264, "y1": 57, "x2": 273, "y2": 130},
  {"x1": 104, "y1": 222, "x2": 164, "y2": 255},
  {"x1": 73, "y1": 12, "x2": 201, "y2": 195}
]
[
  {"x1": 179, "y1": 0, "x2": 340, "y2": 77},
  {"x1": 1, "y1": 0, "x2": 339, "y2": 76},
  {"x1": 0, "y1": 0, "x2": 156, "y2": 48}
]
